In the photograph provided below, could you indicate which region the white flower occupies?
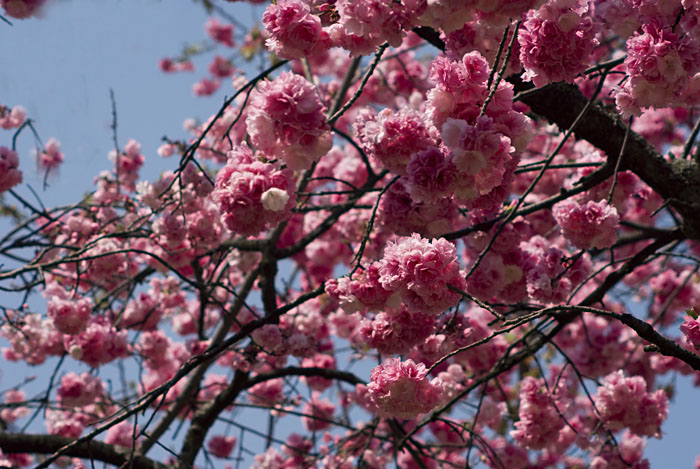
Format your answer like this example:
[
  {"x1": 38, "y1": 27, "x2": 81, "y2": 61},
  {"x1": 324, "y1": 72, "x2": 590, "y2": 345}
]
[{"x1": 261, "y1": 188, "x2": 289, "y2": 212}]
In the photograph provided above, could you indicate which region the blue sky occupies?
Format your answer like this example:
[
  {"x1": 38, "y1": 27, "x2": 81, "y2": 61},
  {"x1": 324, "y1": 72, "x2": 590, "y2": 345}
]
[{"x1": 1, "y1": 1, "x2": 698, "y2": 467}]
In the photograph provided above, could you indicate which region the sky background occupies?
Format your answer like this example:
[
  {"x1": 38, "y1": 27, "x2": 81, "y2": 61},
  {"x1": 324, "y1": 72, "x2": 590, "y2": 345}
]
[{"x1": 0, "y1": 0, "x2": 698, "y2": 467}]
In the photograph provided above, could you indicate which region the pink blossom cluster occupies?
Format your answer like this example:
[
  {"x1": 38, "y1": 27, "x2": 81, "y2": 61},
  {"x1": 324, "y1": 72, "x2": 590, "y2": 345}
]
[
  {"x1": 354, "y1": 106, "x2": 436, "y2": 175},
  {"x1": 681, "y1": 315, "x2": 700, "y2": 350},
  {"x1": 192, "y1": 77, "x2": 221, "y2": 97},
  {"x1": 207, "y1": 435, "x2": 237, "y2": 459},
  {"x1": 0, "y1": 146, "x2": 22, "y2": 193},
  {"x1": 302, "y1": 392, "x2": 336, "y2": 431},
  {"x1": 519, "y1": 235, "x2": 574, "y2": 303},
  {"x1": 1, "y1": 390, "x2": 29, "y2": 424},
  {"x1": 262, "y1": 0, "x2": 325, "y2": 59},
  {"x1": 205, "y1": 17, "x2": 235, "y2": 47},
  {"x1": 617, "y1": 22, "x2": 700, "y2": 114},
  {"x1": 595, "y1": 371, "x2": 669, "y2": 437},
  {"x1": 366, "y1": 358, "x2": 443, "y2": 419},
  {"x1": 246, "y1": 71, "x2": 332, "y2": 170},
  {"x1": 359, "y1": 307, "x2": 437, "y2": 355},
  {"x1": 518, "y1": 0, "x2": 598, "y2": 87},
  {"x1": 556, "y1": 313, "x2": 630, "y2": 377},
  {"x1": 56, "y1": 372, "x2": 104, "y2": 408},
  {"x1": 37, "y1": 138, "x2": 64, "y2": 172},
  {"x1": 377, "y1": 179, "x2": 457, "y2": 237},
  {"x1": 104, "y1": 421, "x2": 139, "y2": 448},
  {"x1": 378, "y1": 234, "x2": 465, "y2": 315},
  {"x1": 111, "y1": 139, "x2": 144, "y2": 192},
  {"x1": 511, "y1": 376, "x2": 565, "y2": 449},
  {"x1": 0, "y1": 0, "x2": 46, "y2": 18},
  {"x1": 325, "y1": 262, "x2": 399, "y2": 313},
  {"x1": 335, "y1": 0, "x2": 427, "y2": 52},
  {"x1": 0, "y1": 104, "x2": 26, "y2": 129},
  {"x1": 441, "y1": 116, "x2": 514, "y2": 203},
  {"x1": 46, "y1": 291, "x2": 93, "y2": 335},
  {"x1": 1, "y1": 312, "x2": 64, "y2": 365},
  {"x1": 553, "y1": 199, "x2": 620, "y2": 249},
  {"x1": 158, "y1": 58, "x2": 194, "y2": 73},
  {"x1": 64, "y1": 316, "x2": 130, "y2": 368},
  {"x1": 212, "y1": 145, "x2": 296, "y2": 237}
]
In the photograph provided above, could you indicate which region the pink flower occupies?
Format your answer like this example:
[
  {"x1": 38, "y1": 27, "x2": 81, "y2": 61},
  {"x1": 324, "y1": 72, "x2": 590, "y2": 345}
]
[
  {"x1": 336, "y1": 0, "x2": 427, "y2": 49},
  {"x1": 302, "y1": 393, "x2": 336, "y2": 431},
  {"x1": 205, "y1": 17, "x2": 235, "y2": 47},
  {"x1": 681, "y1": 316, "x2": 700, "y2": 350},
  {"x1": 354, "y1": 106, "x2": 436, "y2": 175},
  {"x1": 617, "y1": 22, "x2": 700, "y2": 113},
  {"x1": 207, "y1": 55, "x2": 235, "y2": 78},
  {"x1": 208, "y1": 435, "x2": 237, "y2": 459},
  {"x1": 0, "y1": 146, "x2": 22, "y2": 193},
  {"x1": 246, "y1": 71, "x2": 331, "y2": 170},
  {"x1": 359, "y1": 308, "x2": 437, "y2": 355},
  {"x1": 57, "y1": 372, "x2": 104, "y2": 408},
  {"x1": 192, "y1": 77, "x2": 221, "y2": 97},
  {"x1": 212, "y1": 145, "x2": 296, "y2": 237},
  {"x1": 64, "y1": 316, "x2": 130, "y2": 368},
  {"x1": 247, "y1": 378, "x2": 285, "y2": 407},
  {"x1": 510, "y1": 376, "x2": 565, "y2": 449},
  {"x1": 405, "y1": 145, "x2": 457, "y2": 203},
  {"x1": 263, "y1": 0, "x2": 323, "y2": 59},
  {"x1": 0, "y1": 105, "x2": 26, "y2": 129},
  {"x1": 1, "y1": 0, "x2": 46, "y2": 19},
  {"x1": 595, "y1": 371, "x2": 669, "y2": 437},
  {"x1": 553, "y1": 199, "x2": 620, "y2": 249},
  {"x1": 47, "y1": 295, "x2": 92, "y2": 335},
  {"x1": 366, "y1": 358, "x2": 443, "y2": 419},
  {"x1": 518, "y1": 0, "x2": 598, "y2": 87},
  {"x1": 1, "y1": 390, "x2": 29, "y2": 423},
  {"x1": 104, "y1": 421, "x2": 139, "y2": 448},
  {"x1": 379, "y1": 234, "x2": 465, "y2": 315},
  {"x1": 37, "y1": 138, "x2": 64, "y2": 171}
]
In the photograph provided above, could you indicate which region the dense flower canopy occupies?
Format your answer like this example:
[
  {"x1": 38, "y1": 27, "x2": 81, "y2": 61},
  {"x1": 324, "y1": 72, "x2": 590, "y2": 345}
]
[{"x1": 3, "y1": 0, "x2": 700, "y2": 468}]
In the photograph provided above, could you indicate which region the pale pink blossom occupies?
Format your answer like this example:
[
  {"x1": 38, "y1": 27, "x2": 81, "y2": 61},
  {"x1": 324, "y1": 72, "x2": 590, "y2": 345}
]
[
  {"x1": 0, "y1": 105, "x2": 26, "y2": 129},
  {"x1": 193, "y1": 77, "x2": 221, "y2": 97}
]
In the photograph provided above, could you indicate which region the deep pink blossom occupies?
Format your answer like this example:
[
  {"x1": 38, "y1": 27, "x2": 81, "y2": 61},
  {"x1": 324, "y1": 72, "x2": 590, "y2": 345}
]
[
  {"x1": 208, "y1": 435, "x2": 237, "y2": 459},
  {"x1": 205, "y1": 17, "x2": 235, "y2": 47},
  {"x1": 595, "y1": 371, "x2": 669, "y2": 437},
  {"x1": 1, "y1": 0, "x2": 45, "y2": 18},
  {"x1": 511, "y1": 376, "x2": 565, "y2": 449},
  {"x1": 553, "y1": 199, "x2": 620, "y2": 249},
  {"x1": 366, "y1": 358, "x2": 443, "y2": 419},
  {"x1": 263, "y1": 0, "x2": 323, "y2": 59},
  {"x1": 0, "y1": 146, "x2": 22, "y2": 193},
  {"x1": 379, "y1": 234, "x2": 465, "y2": 314},
  {"x1": 246, "y1": 71, "x2": 331, "y2": 170},
  {"x1": 212, "y1": 146, "x2": 296, "y2": 236},
  {"x1": 518, "y1": 0, "x2": 598, "y2": 87}
]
